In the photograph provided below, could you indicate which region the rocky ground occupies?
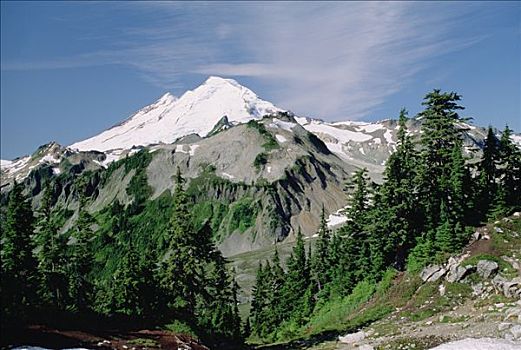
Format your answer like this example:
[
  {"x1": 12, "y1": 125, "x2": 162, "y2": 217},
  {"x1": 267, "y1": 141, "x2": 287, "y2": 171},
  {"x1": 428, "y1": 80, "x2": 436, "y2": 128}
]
[{"x1": 307, "y1": 214, "x2": 521, "y2": 350}]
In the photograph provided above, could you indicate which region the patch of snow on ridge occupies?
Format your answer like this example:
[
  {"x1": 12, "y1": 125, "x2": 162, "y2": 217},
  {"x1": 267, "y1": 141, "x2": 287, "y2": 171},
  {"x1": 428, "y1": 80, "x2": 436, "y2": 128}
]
[
  {"x1": 1, "y1": 156, "x2": 30, "y2": 173},
  {"x1": 327, "y1": 208, "x2": 348, "y2": 228},
  {"x1": 269, "y1": 119, "x2": 296, "y2": 131},
  {"x1": 357, "y1": 123, "x2": 384, "y2": 133},
  {"x1": 511, "y1": 134, "x2": 521, "y2": 147},
  {"x1": 384, "y1": 129, "x2": 394, "y2": 144},
  {"x1": 303, "y1": 120, "x2": 373, "y2": 143},
  {"x1": 1, "y1": 159, "x2": 13, "y2": 167},
  {"x1": 431, "y1": 338, "x2": 521, "y2": 350},
  {"x1": 39, "y1": 155, "x2": 60, "y2": 164},
  {"x1": 221, "y1": 172, "x2": 235, "y2": 179},
  {"x1": 69, "y1": 76, "x2": 282, "y2": 152},
  {"x1": 275, "y1": 134, "x2": 288, "y2": 143},
  {"x1": 175, "y1": 144, "x2": 199, "y2": 156}
]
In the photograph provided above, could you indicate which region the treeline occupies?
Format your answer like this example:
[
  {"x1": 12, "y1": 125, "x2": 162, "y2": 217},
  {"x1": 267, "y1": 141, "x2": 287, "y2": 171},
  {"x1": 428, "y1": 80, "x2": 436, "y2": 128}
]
[
  {"x1": 249, "y1": 90, "x2": 521, "y2": 342},
  {"x1": 1, "y1": 169, "x2": 242, "y2": 344}
]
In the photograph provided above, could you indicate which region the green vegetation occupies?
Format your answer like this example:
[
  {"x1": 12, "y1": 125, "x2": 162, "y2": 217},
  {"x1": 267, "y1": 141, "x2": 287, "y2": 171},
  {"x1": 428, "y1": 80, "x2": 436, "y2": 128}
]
[
  {"x1": 247, "y1": 91, "x2": 521, "y2": 344},
  {"x1": 254, "y1": 152, "x2": 268, "y2": 170},
  {"x1": 1, "y1": 89, "x2": 520, "y2": 347},
  {"x1": 247, "y1": 119, "x2": 280, "y2": 151}
]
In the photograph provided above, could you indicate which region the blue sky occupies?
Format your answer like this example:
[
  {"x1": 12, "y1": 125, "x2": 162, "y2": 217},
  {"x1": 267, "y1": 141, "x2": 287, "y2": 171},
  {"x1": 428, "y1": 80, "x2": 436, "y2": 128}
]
[{"x1": 1, "y1": 1, "x2": 520, "y2": 159}]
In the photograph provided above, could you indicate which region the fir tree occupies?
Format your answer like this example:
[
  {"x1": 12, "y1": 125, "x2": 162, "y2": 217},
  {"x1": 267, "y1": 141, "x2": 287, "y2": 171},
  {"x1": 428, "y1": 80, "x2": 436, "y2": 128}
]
[
  {"x1": 476, "y1": 127, "x2": 500, "y2": 217},
  {"x1": 67, "y1": 179, "x2": 95, "y2": 312},
  {"x1": 494, "y1": 126, "x2": 521, "y2": 214},
  {"x1": 1, "y1": 181, "x2": 38, "y2": 319},
  {"x1": 160, "y1": 168, "x2": 202, "y2": 319},
  {"x1": 416, "y1": 89, "x2": 466, "y2": 231},
  {"x1": 282, "y1": 228, "x2": 310, "y2": 324},
  {"x1": 34, "y1": 182, "x2": 67, "y2": 309},
  {"x1": 311, "y1": 206, "x2": 331, "y2": 292}
]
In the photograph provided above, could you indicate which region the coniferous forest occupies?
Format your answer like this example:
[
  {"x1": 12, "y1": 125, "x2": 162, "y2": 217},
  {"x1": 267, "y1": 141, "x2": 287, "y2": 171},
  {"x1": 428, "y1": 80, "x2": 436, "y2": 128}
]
[{"x1": 1, "y1": 90, "x2": 520, "y2": 346}]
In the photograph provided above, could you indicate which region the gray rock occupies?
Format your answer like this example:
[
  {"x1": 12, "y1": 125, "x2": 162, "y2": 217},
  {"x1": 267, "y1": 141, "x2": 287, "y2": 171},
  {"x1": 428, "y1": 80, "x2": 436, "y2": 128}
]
[
  {"x1": 477, "y1": 260, "x2": 499, "y2": 279},
  {"x1": 495, "y1": 227, "x2": 504, "y2": 233},
  {"x1": 446, "y1": 265, "x2": 473, "y2": 283},
  {"x1": 510, "y1": 325, "x2": 521, "y2": 340},
  {"x1": 421, "y1": 265, "x2": 445, "y2": 282},
  {"x1": 472, "y1": 282, "x2": 484, "y2": 296},
  {"x1": 498, "y1": 323, "x2": 512, "y2": 331}
]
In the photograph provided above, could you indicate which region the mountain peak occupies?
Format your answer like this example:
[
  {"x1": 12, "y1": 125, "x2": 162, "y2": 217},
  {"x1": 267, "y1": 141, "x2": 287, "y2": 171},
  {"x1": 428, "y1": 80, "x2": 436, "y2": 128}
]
[
  {"x1": 203, "y1": 76, "x2": 242, "y2": 89},
  {"x1": 156, "y1": 92, "x2": 177, "y2": 105},
  {"x1": 69, "y1": 77, "x2": 283, "y2": 152}
]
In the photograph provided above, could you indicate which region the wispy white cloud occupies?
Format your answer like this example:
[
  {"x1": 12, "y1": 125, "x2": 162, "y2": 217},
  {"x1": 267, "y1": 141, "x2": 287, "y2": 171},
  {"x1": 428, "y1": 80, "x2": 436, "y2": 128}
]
[{"x1": 0, "y1": 2, "x2": 499, "y2": 119}]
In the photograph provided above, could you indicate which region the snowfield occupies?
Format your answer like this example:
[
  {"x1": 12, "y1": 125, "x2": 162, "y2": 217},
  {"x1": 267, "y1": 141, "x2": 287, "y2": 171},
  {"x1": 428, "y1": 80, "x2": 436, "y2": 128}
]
[{"x1": 69, "y1": 76, "x2": 282, "y2": 152}]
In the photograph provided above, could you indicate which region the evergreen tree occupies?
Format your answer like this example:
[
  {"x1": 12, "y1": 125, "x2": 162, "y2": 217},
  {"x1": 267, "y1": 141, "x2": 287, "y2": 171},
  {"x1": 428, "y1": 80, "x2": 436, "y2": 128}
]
[
  {"x1": 67, "y1": 179, "x2": 95, "y2": 312},
  {"x1": 160, "y1": 168, "x2": 202, "y2": 319},
  {"x1": 476, "y1": 127, "x2": 500, "y2": 217},
  {"x1": 416, "y1": 90, "x2": 466, "y2": 231},
  {"x1": 311, "y1": 206, "x2": 330, "y2": 292},
  {"x1": 373, "y1": 109, "x2": 419, "y2": 269},
  {"x1": 282, "y1": 228, "x2": 310, "y2": 324},
  {"x1": 34, "y1": 182, "x2": 67, "y2": 309},
  {"x1": 1, "y1": 182, "x2": 38, "y2": 319},
  {"x1": 98, "y1": 240, "x2": 147, "y2": 317},
  {"x1": 494, "y1": 126, "x2": 521, "y2": 214},
  {"x1": 250, "y1": 262, "x2": 270, "y2": 338}
]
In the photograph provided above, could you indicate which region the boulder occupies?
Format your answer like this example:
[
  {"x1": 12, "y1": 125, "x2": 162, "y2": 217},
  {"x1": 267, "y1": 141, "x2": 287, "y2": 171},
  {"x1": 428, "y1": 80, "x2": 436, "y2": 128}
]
[
  {"x1": 510, "y1": 325, "x2": 521, "y2": 340},
  {"x1": 503, "y1": 280, "x2": 520, "y2": 298},
  {"x1": 446, "y1": 265, "x2": 473, "y2": 283},
  {"x1": 338, "y1": 330, "x2": 366, "y2": 344},
  {"x1": 420, "y1": 265, "x2": 447, "y2": 282},
  {"x1": 477, "y1": 260, "x2": 499, "y2": 279}
]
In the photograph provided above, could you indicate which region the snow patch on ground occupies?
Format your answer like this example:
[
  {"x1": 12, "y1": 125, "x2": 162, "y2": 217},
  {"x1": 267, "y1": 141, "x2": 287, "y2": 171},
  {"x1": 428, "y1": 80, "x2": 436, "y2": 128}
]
[
  {"x1": 175, "y1": 144, "x2": 199, "y2": 156},
  {"x1": 327, "y1": 208, "x2": 348, "y2": 228},
  {"x1": 267, "y1": 166, "x2": 272, "y2": 173},
  {"x1": 305, "y1": 121, "x2": 373, "y2": 143},
  {"x1": 39, "y1": 154, "x2": 60, "y2": 164},
  {"x1": 275, "y1": 134, "x2": 288, "y2": 143},
  {"x1": 357, "y1": 123, "x2": 384, "y2": 133},
  {"x1": 431, "y1": 338, "x2": 521, "y2": 350},
  {"x1": 52, "y1": 168, "x2": 61, "y2": 175},
  {"x1": 384, "y1": 129, "x2": 394, "y2": 144},
  {"x1": 269, "y1": 119, "x2": 297, "y2": 131},
  {"x1": 294, "y1": 116, "x2": 309, "y2": 125},
  {"x1": 221, "y1": 172, "x2": 235, "y2": 179},
  {"x1": 325, "y1": 142, "x2": 353, "y2": 160}
]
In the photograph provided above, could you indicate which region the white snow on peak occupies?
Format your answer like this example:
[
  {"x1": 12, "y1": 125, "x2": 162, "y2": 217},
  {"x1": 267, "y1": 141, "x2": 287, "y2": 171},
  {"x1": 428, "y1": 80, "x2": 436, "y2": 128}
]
[
  {"x1": 69, "y1": 76, "x2": 282, "y2": 152},
  {"x1": 1, "y1": 159, "x2": 13, "y2": 167}
]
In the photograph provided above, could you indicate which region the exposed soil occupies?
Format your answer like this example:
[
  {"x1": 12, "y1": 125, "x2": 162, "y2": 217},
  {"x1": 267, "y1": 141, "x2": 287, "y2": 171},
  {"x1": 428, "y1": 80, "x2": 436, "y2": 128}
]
[{"x1": 1, "y1": 325, "x2": 209, "y2": 350}]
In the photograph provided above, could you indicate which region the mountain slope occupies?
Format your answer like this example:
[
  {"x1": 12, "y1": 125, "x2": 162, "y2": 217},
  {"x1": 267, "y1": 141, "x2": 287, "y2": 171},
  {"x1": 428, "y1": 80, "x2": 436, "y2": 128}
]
[{"x1": 69, "y1": 76, "x2": 282, "y2": 152}]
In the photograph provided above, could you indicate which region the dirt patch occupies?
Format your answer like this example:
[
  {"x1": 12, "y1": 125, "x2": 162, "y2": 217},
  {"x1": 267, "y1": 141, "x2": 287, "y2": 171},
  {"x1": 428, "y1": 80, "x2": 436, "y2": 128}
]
[{"x1": 2, "y1": 325, "x2": 209, "y2": 350}]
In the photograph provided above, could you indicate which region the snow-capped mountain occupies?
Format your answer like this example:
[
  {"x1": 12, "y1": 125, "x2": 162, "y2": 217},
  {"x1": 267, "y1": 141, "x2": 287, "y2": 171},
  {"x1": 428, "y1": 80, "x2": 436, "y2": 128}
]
[
  {"x1": 2, "y1": 76, "x2": 519, "y2": 185},
  {"x1": 69, "y1": 76, "x2": 282, "y2": 152}
]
